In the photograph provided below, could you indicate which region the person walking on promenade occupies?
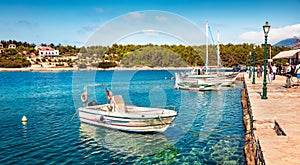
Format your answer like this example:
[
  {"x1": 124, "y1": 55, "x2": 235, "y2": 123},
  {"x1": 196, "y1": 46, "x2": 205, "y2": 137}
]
[
  {"x1": 295, "y1": 63, "x2": 300, "y2": 83},
  {"x1": 286, "y1": 64, "x2": 292, "y2": 74},
  {"x1": 246, "y1": 66, "x2": 250, "y2": 78},
  {"x1": 257, "y1": 66, "x2": 261, "y2": 78},
  {"x1": 285, "y1": 63, "x2": 293, "y2": 88},
  {"x1": 278, "y1": 65, "x2": 282, "y2": 75},
  {"x1": 267, "y1": 68, "x2": 273, "y2": 83},
  {"x1": 272, "y1": 64, "x2": 277, "y2": 80}
]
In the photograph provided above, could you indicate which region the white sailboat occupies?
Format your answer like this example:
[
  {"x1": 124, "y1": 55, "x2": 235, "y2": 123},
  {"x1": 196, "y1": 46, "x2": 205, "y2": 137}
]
[
  {"x1": 174, "y1": 72, "x2": 221, "y2": 91},
  {"x1": 174, "y1": 22, "x2": 237, "y2": 90}
]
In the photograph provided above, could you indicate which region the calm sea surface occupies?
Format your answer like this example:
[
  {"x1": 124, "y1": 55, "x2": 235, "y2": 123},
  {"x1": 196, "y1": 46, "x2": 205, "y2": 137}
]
[{"x1": 0, "y1": 70, "x2": 245, "y2": 164}]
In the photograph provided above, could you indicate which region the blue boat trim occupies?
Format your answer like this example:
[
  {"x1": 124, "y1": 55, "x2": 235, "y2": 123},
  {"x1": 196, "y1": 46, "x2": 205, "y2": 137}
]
[
  {"x1": 80, "y1": 117, "x2": 170, "y2": 127},
  {"x1": 79, "y1": 109, "x2": 177, "y2": 119}
]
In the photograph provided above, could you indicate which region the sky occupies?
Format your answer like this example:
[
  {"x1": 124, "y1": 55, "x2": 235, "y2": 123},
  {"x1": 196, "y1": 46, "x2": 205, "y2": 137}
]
[{"x1": 1, "y1": 0, "x2": 300, "y2": 47}]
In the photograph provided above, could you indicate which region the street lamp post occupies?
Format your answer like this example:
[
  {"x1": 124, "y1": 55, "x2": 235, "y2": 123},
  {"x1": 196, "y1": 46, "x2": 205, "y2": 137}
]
[
  {"x1": 252, "y1": 45, "x2": 256, "y2": 84},
  {"x1": 248, "y1": 52, "x2": 252, "y2": 78},
  {"x1": 262, "y1": 21, "x2": 270, "y2": 99}
]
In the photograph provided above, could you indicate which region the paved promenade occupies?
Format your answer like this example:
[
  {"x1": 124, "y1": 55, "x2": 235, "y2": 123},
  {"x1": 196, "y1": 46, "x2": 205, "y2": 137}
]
[{"x1": 244, "y1": 73, "x2": 300, "y2": 165}]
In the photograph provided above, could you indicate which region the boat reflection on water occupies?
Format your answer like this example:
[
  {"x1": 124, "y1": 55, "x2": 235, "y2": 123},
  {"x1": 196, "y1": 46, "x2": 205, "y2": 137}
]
[{"x1": 79, "y1": 123, "x2": 173, "y2": 157}]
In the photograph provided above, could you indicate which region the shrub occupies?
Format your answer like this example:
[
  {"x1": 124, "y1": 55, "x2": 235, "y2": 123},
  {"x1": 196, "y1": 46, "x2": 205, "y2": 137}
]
[{"x1": 98, "y1": 62, "x2": 117, "y2": 68}]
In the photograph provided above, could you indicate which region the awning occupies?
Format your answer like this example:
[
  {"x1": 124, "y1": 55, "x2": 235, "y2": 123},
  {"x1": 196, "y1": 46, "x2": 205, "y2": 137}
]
[{"x1": 272, "y1": 49, "x2": 300, "y2": 59}]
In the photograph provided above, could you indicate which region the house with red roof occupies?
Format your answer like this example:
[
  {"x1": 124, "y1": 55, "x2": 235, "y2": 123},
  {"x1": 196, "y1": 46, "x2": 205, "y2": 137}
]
[{"x1": 35, "y1": 46, "x2": 59, "y2": 57}]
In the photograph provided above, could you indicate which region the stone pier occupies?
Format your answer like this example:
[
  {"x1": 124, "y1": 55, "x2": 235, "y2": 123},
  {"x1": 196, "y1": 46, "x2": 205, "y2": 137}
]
[{"x1": 244, "y1": 73, "x2": 300, "y2": 165}]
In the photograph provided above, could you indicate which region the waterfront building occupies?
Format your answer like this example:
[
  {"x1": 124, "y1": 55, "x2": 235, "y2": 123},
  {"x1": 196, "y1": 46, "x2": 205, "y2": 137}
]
[
  {"x1": 8, "y1": 44, "x2": 16, "y2": 49},
  {"x1": 290, "y1": 37, "x2": 300, "y2": 65},
  {"x1": 0, "y1": 42, "x2": 3, "y2": 53},
  {"x1": 35, "y1": 46, "x2": 60, "y2": 57}
]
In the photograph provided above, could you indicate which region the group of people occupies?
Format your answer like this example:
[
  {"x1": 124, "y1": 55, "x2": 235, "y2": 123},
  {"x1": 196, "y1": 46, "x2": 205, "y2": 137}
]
[{"x1": 247, "y1": 63, "x2": 300, "y2": 84}]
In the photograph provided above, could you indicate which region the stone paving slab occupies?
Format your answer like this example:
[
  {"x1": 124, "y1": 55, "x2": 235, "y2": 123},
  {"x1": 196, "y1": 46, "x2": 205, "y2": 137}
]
[{"x1": 244, "y1": 74, "x2": 300, "y2": 165}]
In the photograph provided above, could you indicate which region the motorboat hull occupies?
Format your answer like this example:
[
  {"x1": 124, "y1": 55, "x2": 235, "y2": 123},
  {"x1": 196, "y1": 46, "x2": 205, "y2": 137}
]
[{"x1": 78, "y1": 105, "x2": 177, "y2": 133}]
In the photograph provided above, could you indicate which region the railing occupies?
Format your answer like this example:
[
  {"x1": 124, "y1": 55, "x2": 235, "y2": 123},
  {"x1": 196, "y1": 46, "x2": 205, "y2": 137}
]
[
  {"x1": 243, "y1": 77, "x2": 266, "y2": 165},
  {"x1": 255, "y1": 139, "x2": 266, "y2": 165}
]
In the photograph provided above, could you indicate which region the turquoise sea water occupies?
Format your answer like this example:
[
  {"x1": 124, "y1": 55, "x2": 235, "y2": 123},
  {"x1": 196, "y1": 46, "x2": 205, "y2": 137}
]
[{"x1": 0, "y1": 71, "x2": 245, "y2": 164}]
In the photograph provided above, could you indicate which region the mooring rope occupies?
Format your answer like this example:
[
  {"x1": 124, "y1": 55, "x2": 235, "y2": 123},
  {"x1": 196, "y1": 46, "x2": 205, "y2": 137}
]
[
  {"x1": 158, "y1": 115, "x2": 166, "y2": 125},
  {"x1": 70, "y1": 110, "x2": 79, "y2": 122}
]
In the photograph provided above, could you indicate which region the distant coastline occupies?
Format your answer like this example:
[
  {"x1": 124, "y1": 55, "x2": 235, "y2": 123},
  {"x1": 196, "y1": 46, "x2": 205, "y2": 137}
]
[{"x1": 0, "y1": 66, "x2": 191, "y2": 72}]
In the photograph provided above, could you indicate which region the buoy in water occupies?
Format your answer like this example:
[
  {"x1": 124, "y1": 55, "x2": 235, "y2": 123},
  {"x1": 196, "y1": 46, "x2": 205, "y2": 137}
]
[{"x1": 22, "y1": 115, "x2": 27, "y2": 122}]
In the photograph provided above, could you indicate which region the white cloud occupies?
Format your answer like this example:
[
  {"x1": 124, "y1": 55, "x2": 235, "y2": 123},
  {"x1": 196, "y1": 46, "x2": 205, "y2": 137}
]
[
  {"x1": 238, "y1": 24, "x2": 300, "y2": 44},
  {"x1": 16, "y1": 20, "x2": 31, "y2": 26},
  {"x1": 95, "y1": 8, "x2": 105, "y2": 13}
]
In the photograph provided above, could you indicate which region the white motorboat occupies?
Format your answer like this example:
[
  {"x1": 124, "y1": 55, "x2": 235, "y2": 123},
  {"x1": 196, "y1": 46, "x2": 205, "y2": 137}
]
[{"x1": 77, "y1": 84, "x2": 177, "y2": 133}]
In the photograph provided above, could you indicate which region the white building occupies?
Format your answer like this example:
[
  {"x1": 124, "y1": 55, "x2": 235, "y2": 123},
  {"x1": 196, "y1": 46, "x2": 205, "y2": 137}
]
[
  {"x1": 0, "y1": 42, "x2": 3, "y2": 53},
  {"x1": 8, "y1": 44, "x2": 16, "y2": 49},
  {"x1": 35, "y1": 46, "x2": 59, "y2": 57}
]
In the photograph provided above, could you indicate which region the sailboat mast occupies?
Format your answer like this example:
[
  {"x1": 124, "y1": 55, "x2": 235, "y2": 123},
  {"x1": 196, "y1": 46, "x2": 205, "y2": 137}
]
[
  {"x1": 205, "y1": 21, "x2": 209, "y2": 72},
  {"x1": 217, "y1": 30, "x2": 220, "y2": 68}
]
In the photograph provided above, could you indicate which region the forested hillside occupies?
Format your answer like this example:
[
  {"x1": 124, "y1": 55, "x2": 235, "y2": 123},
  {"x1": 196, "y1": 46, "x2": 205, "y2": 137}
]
[
  {"x1": 0, "y1": 39, "x2": 290, "y2": 68},
  {"x1": 80, "y1": 43, "x2": 289, "y2": 68}
]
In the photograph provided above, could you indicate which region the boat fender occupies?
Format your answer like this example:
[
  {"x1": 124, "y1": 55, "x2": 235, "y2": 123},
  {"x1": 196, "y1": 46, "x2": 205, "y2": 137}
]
[
  {"x1": 81, "y1": 93, "x2": 88, "y2": 103},
  {"x1": 99, "y1": 115, "x2": 104, "y2": 121},
  {"x1": 22, "y1": 115, "x2": 27, "y2": 122}
]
